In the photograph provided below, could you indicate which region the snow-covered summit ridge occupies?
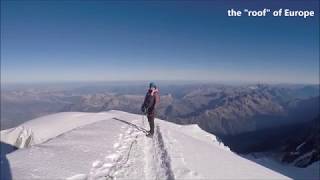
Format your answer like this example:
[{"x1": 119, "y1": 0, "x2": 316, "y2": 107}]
[
  {"x1": 2, "y1": 111, "x2": 308, "y2": 179},
  {"x1": 0, "y1": 110, "x2": 228, "y2": 151}
]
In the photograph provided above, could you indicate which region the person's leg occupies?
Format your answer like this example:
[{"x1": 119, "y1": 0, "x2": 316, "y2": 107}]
[{"x1": 147, "y1": 115, "x2": 155, "y2": 135}]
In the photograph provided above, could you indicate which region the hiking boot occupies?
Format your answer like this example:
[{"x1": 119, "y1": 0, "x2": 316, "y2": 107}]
[{"x1": 146, "y1": 131, "x2": 154, "y2": 137}]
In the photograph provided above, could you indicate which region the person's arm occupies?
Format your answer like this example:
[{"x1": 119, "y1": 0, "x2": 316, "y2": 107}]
[{"x1": 141, "y1": 93, "x2": 149, "y2": 113}]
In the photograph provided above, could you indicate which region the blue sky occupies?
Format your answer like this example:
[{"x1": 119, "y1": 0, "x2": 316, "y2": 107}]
[{"x1": 1, "y1": 1, "x2": 319, "y2": 84}]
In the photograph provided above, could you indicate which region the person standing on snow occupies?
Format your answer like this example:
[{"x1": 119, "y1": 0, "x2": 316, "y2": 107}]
[{"x1": 141, "y1": 82, "x2": 160, "y2": 136}]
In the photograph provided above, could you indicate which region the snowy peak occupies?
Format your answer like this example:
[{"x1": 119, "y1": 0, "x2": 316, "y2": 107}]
[{"x1": 0, "y1": 111, "x2": 293, "y2": 179}]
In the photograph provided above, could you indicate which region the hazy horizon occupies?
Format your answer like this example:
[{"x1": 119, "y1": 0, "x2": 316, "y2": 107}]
[{"x1": 2, "y1": 79, "x2": 319, "y2": 89}]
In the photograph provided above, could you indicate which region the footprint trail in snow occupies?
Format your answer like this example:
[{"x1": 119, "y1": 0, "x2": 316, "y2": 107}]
[{"x1": 67, "y1": 118, "x2": 175, "y2": 180}]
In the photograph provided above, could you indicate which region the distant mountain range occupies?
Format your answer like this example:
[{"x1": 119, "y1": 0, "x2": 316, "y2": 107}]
[
  {"x1": 62, "y1": 84, "x2": 319, "y2": 136},
  {"x1": 2, "y1": 84, "x2": 319, "y2": 135}
]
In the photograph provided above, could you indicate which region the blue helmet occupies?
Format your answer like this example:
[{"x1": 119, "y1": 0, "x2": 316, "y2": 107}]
[{"x1": 149, "y1": 82, "x2": 157, "y2": 89}]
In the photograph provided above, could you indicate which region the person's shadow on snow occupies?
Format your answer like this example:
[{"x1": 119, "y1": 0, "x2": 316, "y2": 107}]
[
  {"x1": 1, "y1": 142, "x2": 16, "y2": 180},
  {"x1": 112, "y1": 118, "x2": 148, "y2": 134}
]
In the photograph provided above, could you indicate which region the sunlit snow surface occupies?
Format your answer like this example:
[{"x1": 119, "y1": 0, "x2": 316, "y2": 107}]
[{"x1": 1, "y1": 111, "x2": 318, "y2": 179}]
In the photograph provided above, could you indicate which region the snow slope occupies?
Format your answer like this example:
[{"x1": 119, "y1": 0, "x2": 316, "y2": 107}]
[
  {"x1": 0, "y1": 112, "x2": 116, "y2": 148},
  {"x1": 1, "y1": 111, "x2": 318, "y2": 179}
]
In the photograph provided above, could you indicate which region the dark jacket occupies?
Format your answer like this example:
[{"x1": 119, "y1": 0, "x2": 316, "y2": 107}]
[{"x1": 141, "y1": 89, "x2": 159, "y2": 116}]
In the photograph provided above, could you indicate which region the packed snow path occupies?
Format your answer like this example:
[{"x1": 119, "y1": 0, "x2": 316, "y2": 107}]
[
  {"x1": 68, "y1": 117, "x2": 176, "y2": 180},
  {"x1": 3, "y1": 111, "x2": 317, "y2": 179}
]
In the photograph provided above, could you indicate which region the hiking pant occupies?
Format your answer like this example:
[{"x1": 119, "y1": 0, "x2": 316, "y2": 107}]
[{"x1": 147, "y1": 114, "x2": 155, "y2": 134}]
